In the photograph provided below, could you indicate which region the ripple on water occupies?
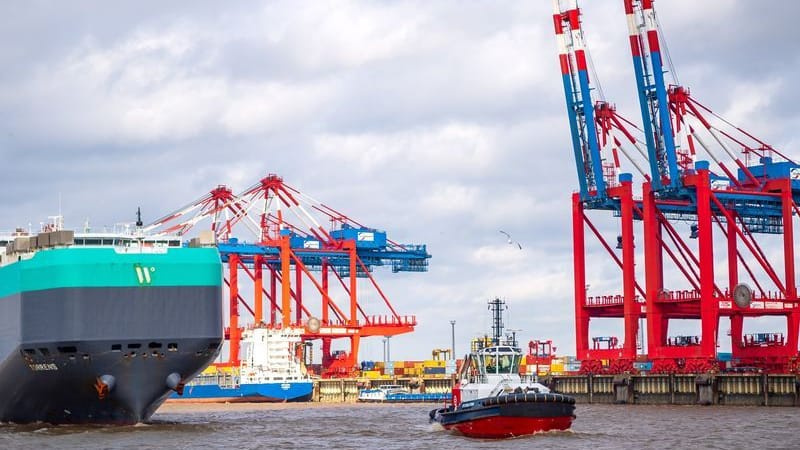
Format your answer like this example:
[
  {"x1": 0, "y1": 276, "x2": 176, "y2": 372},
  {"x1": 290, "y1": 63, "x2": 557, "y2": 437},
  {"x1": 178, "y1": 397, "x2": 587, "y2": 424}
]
[{"x1": 1, "y1": 403, "x2": 799, "y2": 450}]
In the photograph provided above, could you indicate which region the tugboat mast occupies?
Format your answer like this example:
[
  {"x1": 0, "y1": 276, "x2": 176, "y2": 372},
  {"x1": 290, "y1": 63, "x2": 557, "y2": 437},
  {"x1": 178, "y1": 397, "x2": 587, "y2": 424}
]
[{"x1": 488, "y1": 298, "x2": 507, "y2": 345}]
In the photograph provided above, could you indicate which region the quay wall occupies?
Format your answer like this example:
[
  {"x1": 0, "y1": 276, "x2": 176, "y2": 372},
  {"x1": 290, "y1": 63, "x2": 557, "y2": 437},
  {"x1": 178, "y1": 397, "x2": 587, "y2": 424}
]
[
  {"x1": 314, "y1": 375, "x2": 800, "y2": 406},
  {"x1": 548, "y1": 374, "x2": 800, "y2": 406}
]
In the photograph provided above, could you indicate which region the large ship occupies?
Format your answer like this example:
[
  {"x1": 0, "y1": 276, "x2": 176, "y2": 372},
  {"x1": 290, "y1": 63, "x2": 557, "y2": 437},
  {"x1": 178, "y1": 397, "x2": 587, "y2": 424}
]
[
  {"x1": 0, "y1": 217, "x2": 224, "y2": 424},
  {"x1": 170, "y1": 326, "x2": 313, "y2": 402}
]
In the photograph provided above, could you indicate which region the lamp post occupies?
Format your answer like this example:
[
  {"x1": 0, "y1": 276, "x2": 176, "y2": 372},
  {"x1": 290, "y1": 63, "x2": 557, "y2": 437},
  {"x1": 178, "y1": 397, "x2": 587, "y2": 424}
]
[
  {"x1": 382, "y1": 338, "x2": 387, "y2": 362},
  {"x1": 450, "y1": 320, "x2": 456, "y2": 360}
]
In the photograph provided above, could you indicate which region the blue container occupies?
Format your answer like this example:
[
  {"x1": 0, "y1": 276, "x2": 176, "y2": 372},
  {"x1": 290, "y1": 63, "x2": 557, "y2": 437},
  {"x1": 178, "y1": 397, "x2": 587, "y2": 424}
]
[{"x1": 361, "y1": 361, "x2": 375, "y2": 371}]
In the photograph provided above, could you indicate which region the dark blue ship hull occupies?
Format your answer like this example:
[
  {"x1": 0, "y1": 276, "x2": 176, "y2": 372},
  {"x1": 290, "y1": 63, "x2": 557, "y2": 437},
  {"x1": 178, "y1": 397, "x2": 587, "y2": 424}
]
[
  {"x1": 430, "y1": 392, "x2": 575, "y2": 439},
  {"x1": 0, "y1": 286, "x2": 223, "y2": 424}
]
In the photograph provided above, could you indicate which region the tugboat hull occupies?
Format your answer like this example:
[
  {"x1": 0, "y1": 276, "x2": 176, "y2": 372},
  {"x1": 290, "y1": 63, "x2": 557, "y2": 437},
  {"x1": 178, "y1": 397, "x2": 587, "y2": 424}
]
[{"x1": 431, "y1": 393, "x2": 576, "y2": 439}]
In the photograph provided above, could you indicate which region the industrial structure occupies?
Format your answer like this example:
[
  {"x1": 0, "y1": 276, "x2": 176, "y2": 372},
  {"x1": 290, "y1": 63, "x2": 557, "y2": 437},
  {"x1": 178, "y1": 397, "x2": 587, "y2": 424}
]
[
  {"x1": 553, "y1": 0, "x2": 800, "y2": 373},
  {"x1": 145, "y1": 174, "x2": 430, "y2": 377}
]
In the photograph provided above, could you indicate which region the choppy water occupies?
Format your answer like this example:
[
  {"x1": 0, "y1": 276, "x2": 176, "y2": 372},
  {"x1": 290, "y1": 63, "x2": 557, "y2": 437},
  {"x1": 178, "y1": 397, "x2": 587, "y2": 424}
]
[{"x1": 1, "y1": 402, "x2": 798, "y2": 449}]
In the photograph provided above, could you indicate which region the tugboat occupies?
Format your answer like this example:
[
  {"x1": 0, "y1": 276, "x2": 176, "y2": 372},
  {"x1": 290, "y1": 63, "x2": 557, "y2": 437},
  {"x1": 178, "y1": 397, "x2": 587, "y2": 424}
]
[{"x1": 429, "y1": 298, "x2": 575, "y2": 438}]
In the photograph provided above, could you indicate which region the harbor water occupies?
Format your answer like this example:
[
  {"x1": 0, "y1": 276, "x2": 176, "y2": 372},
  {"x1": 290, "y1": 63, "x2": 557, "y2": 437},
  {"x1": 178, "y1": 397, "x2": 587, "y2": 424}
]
[
  {"x1": 0, "y1": 403, "x2": 800, "y2": 450},
  {"x1": 1, "y1": 402, "x2": 797, "y2": 449}
]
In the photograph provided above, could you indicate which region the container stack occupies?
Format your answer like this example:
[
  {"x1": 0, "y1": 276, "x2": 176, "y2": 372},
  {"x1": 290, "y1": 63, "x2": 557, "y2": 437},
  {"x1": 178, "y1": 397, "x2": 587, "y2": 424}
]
[{"x1": 356, "y1": 359, "x2": 461, "y2": 379}]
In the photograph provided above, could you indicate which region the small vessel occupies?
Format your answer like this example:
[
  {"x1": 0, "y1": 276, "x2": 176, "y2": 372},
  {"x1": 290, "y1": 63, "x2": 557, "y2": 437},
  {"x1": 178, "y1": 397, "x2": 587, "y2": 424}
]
[
  {"x1": 171, "y1": 327, "x2": 314, "y2": 402},
  {"x1": 429, "y1": 298, "x2": 575, "y2": 438},
  {"x1": 358, "y1": 383, "x2": 452, "y2": 403},
  {"x1": 358, "y1": 384, "x2": 409, "y2": 402},
  {"x1": 0, "y1": 216, "x2": 223, "y2": 424},
  {"x1": 429, "y1": 345, "x2": 575, "y2": 438}
]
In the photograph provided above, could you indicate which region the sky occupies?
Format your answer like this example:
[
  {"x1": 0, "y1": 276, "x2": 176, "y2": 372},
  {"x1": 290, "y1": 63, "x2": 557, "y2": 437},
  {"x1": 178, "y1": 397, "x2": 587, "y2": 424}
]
[{"x1": 2, "y1": 1, "x2": 800, "y2": 362}]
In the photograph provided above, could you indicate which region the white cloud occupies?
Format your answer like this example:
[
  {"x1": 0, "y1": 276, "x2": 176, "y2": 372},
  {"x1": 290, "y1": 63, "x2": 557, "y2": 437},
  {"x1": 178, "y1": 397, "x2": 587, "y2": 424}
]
[
  {"x1": 260, "y1": 0, "x2": 424, "y2": 71},
  {"x1": 218, "y1": 80, "x2": 334, "y2": 136},
  {"x1": 312, "y1": 123, "x2": 497, "y2": 174},
  {"x1": 721, "y1": 78, "x2": 782, "y2": 137},
  {"x1": 420, "y1": 183, "x2": 480, "y2": 215}
]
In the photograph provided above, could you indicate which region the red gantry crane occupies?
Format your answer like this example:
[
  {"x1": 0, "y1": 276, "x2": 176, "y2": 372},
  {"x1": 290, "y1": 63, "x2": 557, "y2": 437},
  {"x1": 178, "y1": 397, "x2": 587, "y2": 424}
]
[
  {"x1": 553, "y1": 0, "x2": 800, "y2": 374},
  {"x1": 622, "y1": 0, "x2": 800, "y2": 374}
]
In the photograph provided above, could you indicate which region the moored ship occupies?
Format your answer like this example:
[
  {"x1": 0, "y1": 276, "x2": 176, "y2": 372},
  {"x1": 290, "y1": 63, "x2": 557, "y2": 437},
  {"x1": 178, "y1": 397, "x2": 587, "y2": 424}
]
[
  {"x1": 171, "y1": 326, "x2": 314, "y2": 403},
  {"x1": 0, "y1": 217, "x2": 223, "y2": 424}
]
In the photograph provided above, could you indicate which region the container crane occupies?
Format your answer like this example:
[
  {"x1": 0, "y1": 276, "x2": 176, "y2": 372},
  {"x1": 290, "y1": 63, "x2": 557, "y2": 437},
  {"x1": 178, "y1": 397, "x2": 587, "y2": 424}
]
[
  {"x1": 553, "y1": 0, "x2": 650, "y2": 373},
  {"x1": 145, "y1": 173, "x2": 430, "y2": 377},
  {"x1": 621, "y1": 0, "x2": 800, "y2": 373},
  {"x1": 554, "y1": 0, "x2": 800, "y2": 373}
]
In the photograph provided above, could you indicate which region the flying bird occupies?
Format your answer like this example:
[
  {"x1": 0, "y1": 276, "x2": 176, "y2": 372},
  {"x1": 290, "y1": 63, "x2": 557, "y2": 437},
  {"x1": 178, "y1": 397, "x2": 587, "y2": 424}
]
[{"x1": 499, "y1": 230, "x2": 522, "y2": 250}]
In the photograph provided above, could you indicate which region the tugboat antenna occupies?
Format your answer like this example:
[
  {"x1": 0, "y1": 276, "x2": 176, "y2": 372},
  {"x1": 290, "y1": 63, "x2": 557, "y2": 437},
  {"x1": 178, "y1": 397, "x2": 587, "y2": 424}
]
[
  {"x1": 135, "y1": 207, "x2": 143, "y2": 227},
  {"x1": 506, "y1": 329, "x2": 522, "y2": 348}
]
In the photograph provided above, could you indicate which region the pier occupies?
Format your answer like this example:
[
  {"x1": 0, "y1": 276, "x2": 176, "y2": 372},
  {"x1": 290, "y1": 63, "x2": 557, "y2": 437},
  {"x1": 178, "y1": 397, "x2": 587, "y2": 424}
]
[
  {"x1": 544, "y1": 374, "x2": 799, "y2": 406},
  {"x1": 314, "y1": 375, "x2": 800, "y2": 407}
]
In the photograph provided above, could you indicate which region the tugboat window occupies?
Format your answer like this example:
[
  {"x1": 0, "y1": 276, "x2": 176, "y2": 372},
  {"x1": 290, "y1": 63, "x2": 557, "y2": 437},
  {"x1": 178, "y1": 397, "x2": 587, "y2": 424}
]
[
  {"x1": 484, "y1": 354, "x2": 496, "y2": 373},
  {"x1": 498, "y1": 355, "x2": 512, "y2": 373},
  {"x1": 513, "y1": 354, "x2": 522, "y2": 373}
]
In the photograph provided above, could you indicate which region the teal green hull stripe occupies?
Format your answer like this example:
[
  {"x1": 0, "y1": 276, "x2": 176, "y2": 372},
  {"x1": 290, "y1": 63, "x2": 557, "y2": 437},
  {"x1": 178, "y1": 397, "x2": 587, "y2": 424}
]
[{"x1": 0, "y1": 247, "x2": 222, "y2": 298}]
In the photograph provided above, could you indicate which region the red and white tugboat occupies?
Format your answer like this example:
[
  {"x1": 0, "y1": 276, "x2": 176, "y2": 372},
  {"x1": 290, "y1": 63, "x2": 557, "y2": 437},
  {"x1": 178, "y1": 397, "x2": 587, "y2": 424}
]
[{"x1": 430, "y1": 299, "x2": 575, "y2": 438}]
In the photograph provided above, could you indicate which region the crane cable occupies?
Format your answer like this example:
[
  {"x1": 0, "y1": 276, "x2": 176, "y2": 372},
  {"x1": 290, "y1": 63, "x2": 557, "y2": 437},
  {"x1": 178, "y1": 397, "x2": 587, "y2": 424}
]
[{"x1": 654, "y1": 9, "x2": 679, "y2": 86}]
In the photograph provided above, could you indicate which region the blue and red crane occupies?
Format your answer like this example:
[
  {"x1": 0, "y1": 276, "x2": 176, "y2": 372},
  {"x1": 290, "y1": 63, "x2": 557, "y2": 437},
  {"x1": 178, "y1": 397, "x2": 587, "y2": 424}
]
[
  {"x1": 553, "y1": 0, "x2": 646, "y2": 373},
  {"x1": 145, "y1": 174, "x2": 430, "y2": 377},
  {"x1": 553, "y1": 0, "x2": 800, "y2": 373},
  {"x1": 624, "y1": 0, "x2": 800, "y2": 373}
]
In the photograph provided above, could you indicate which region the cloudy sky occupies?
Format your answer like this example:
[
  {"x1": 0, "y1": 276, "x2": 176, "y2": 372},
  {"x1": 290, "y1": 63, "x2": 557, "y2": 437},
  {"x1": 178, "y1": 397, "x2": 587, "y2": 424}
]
[{"x1": 2, "y1": 1, "x2": 799, "y2": 362}]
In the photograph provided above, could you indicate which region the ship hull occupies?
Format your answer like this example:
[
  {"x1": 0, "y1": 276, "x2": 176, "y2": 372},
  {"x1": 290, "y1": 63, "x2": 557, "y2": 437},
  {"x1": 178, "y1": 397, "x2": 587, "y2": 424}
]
[
  {"x1": 170, "y1": 380, "x2": 313, "y2": 403},
  {"x1": 430, "y1": 393, "x2": 575, "y2": 439},
  {"x1": 0, "y1": 337, "x2": 219, "y2": 424},
  {"x1": 0, "y1": 247, "x2": 223, "y2": 424}
]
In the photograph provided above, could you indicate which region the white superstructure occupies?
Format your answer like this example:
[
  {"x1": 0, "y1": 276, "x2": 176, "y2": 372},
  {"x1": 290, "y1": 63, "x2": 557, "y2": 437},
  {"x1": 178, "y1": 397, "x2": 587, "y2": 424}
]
[
  {"x1": 1, "y1": 215, "x2": 186, "y2": 267},
  {"x1": 238, "y1": 327, "x2": 310, "y2": 384},
  {"x1": 457, "y1": 345, "x2": 550, "y2": 403}
]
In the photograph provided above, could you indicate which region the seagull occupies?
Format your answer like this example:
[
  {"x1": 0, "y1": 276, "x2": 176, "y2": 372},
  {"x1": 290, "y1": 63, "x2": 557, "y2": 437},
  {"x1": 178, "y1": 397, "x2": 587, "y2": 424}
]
[{"x1": 499, "y1": 230, "x2": 522, "y2": 250}]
